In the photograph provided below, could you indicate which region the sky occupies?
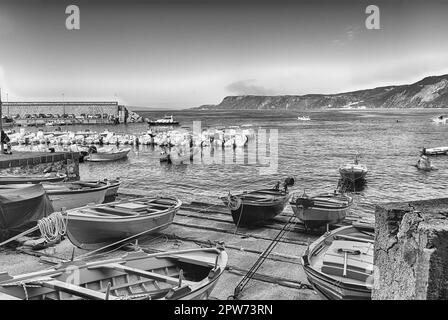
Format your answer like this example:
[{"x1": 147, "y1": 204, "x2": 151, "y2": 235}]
[{"x1": 0, "y1": 0, "x2": 448, "y2": 109}]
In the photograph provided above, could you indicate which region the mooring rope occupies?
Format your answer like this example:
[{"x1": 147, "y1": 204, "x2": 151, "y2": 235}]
[{"x1": 37, "y1": 211, "x2": 68, "y2": 243}]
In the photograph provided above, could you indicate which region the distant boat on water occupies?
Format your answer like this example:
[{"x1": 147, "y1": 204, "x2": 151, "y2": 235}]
[
  {"x1": 432, "y1": 115, "x2": 448, "y2": 124},
  {"x1": 147, "y1": 115, "x2": 179, "y2": 126},
  {"x1": 297, "y1": 116, "x2": 311, "y2": 121}
]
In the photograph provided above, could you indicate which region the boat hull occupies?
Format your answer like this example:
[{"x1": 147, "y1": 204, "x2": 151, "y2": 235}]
[
  {"x1": 46, "y1": 184, "x2": 108, "y2": 211},
  {"x1": 302, "y1": 224, "x2": 374, "y2": 300},
  {"x1": 0, "y1": 174, "x2": 66, "y2": 185},
  {"x1": 221, "y1": 191, "x2": 290, "y2": 226},
  {"x1": 0, "y1": 248, "x2": 227, "y2": 300},
  {"x1": 85, "y1": 149, "x2": 130, "y2": 162},
  {"x1": 67, "y1": 207, "x2": 178, "y2": 250},
  {"x1": 339, "y1": 168, "x2": 367, "y2": 182},
  {"x1": 291, "y1": 205, "x2": 348, "y2": 229}
]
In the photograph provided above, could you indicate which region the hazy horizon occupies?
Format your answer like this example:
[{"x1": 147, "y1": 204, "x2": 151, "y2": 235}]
[{"x1": 1, "y1": 0, "x2": 448, "y2": 109}]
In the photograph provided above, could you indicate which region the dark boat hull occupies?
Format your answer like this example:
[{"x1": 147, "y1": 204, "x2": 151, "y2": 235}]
[
  {"x1": 339, "y1": 168, "x2": 367, "y2": 182},
  {"x1": 221, "y1": 191, "x2": 290, "y2": 226}
]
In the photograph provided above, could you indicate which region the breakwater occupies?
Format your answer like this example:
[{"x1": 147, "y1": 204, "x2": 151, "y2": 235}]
[{"x1": 0, "y1": 151, "x2": 80, "y2": 181}]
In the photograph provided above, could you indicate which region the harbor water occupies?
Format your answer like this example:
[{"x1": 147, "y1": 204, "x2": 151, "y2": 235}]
[{"x1": 56, "y1": 109, "x2": 448, "y2": 217}]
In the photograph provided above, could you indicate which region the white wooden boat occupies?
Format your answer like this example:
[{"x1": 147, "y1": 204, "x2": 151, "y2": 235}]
[
  {"x1": 297, "y1": 116, "x2": 311, "y2": 121},
  {"x1": 432, "y1": 115, "x2": 448, "y2": 124},
  {"x1": 0, "y1": 248, "x2": 227, "y2": 300},
  {"x1": 85, "y1": 147, "x2": 130, "y2": 162},
  {"x1": 422, "y1": 146, "x2": 448, "y2": 156},
  {"x1": 302, "y1": 223, "x2": 374, "y2": 300},
  {"x1": 66, "y1": 196, "x2": 181, "y2": 249},
  {"x1": 43, "y1": 181, "x2": 109, "y2": 211},
  {"x1": 290, "y1": 192, "x2": 352, "y2": 229}
]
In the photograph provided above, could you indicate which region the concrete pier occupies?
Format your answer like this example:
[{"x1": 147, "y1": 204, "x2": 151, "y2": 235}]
[{"x1": 373, "y1": 198, "x2": 448, "y2": 300}]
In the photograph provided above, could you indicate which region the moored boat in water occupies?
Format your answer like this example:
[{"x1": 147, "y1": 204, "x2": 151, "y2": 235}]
[
  {"x1": 84, "y1": 147, "x2": 131, "y2": 162},
  {"x1": 66, "y1": 196, "x2": 182, "y2": 249},
  {"x1": 339, "y1": 155, "x2": 368, "y2": 182},
  {"x1": 147, "y1": 115, "x2": 180, "y2": 126},
  {"x1": 0, "y1": 247, "x2": 227, "y2": 300},
  {"x1": 290, "y1": 191, "x2": 353, "y2": 229},
  {"x1": 421, "y1": 146, "x2": 448, "y2": 156},
  {"x1": 301, "y1": 222, "x2": 374, "y2": 300},
  {"x1": 221, "y1": 178, "x2": 294, "y2": 227}
]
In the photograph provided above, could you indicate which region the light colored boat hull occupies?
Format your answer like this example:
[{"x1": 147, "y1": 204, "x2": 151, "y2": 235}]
[
  {"x1": 291, "y1": 205, "x2": 348, "y2": 229},
  {"x1": 86, "y1": 150, "x2": 130, "y2": 162},
  {"x1": 48, "y1": 188, "x2": 107, "y2": 211}
]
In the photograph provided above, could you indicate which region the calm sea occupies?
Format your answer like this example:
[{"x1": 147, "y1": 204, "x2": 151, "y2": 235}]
[{"x1": 72, "y1": 109, "x2": 448, "y2": 217}]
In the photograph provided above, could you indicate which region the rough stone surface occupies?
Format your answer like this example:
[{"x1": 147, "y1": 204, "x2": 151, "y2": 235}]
[
  {"x1": 374, "y1": 198, "x2": 448, "y2": 300},
  {"x1": 0, "y1": 152, "x2": 80, "y2": 180}
]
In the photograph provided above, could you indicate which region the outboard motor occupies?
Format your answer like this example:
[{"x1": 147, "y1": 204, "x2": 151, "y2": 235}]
[
  {"x1": 283, "y1": 177, "x2": 295, "y2": 192},
  {"x1": 88, "y1": 145, "x2": 98, "y2": 154}
]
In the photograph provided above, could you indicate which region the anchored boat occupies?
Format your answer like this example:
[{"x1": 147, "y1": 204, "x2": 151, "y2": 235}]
[
  {"x1": 147, "y1": 115, "x2": 180, "y2": 126},
  {"x1": 0, "y1": 173, "x2": 66, "y2": 185},
  {"x1": 221, "y1": 178, "x2": 294, "y2": 227},
  {"x1": 290, "y1": 191, "x2": 352, "y2": 229},
  {"x1": 339, "y1": 156, "x2": 368, "y2": 182},
  {"x1": 0, "y1": 248, "x2": 227, "y2": 300},
  {"x1": 66, "y1": 196, "x2": 182, "y2": 249},
  {"x1": 85, "y1": 147, "x2": 131, "y2": 162},
  {"x1": 301, "y1": 222, "x2": 374, "y2": 300},
  {"x1": 421, "y1": 146, "x2": 448, "y2": 156}
]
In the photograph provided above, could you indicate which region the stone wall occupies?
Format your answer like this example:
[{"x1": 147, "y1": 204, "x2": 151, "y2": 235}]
[
  {"x1": 3, "y1": 101, "x2": 119, "y2": 117},
  {"x1": 374, "y1": 199, "x2": 448, "y2": 300},
  {"x1": 0, "y1": 152, "x2": 80, "y2": 181}
]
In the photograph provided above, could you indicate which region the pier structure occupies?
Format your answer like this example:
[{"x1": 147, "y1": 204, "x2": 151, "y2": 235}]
[{"x1": 1, "y1": 101, "x2": 141, "y2": 125}]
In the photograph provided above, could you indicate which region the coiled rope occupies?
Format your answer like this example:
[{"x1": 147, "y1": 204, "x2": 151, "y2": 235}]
[{"x1": 37, "y1": 211, "x2": 68, "y2": 242}]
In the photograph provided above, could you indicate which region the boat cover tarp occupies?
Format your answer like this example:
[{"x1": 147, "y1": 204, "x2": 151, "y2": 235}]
[{"x1": 0, "y1": 184, "x2": 54, "y2": 241}]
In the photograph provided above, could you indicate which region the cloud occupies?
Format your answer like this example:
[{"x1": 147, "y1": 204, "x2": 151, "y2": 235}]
[
  {"x1": 332, "y1": 24, "x2": 362, "y2": 46},
  {"x1": 226, "y1": 79, "x2": 278, "y2": 95}
]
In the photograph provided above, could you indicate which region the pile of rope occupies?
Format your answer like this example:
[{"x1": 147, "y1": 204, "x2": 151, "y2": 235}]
[
  {"x1": 226, "y1": 194, "x2": 242, "y2": 211},
  {"x1": 37, "y1": 211, "x2": 68, "y2": 242}
]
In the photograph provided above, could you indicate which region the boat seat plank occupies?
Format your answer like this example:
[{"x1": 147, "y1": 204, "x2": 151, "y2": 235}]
[
  {"x1": 99, "y1": 264, "x2": 195, "y2": 286},
  {"x1": 334, "y1": 234, "x2": 375, "y2": 244},
  {"x1": 40, "y1": 279, "x2": 120, "y2": 300},
  {"x1": 0, "y1": 292, "x2": 21, "y2": 300}
]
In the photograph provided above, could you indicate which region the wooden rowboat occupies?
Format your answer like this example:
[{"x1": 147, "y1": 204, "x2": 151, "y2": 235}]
[
  {"x1": 0, "y1": 248, "x2": 227, "y2": 300},
  {"x1": 301, "y1": 223, "x2": 374, "y2": 300},
  {"x1": 0, "y1": 173, "x2": 66, "y2": 185},
  {"x1": 66, "y1": 196, "x2": 182, "y2": 249},
  {"x1": 85, "y1": 147, "x2": 130, "y2": 162},
  {"x1": 83, "y1": 178, "x2": 121, "y2": 199},
  {"x1": 290, "y1": 192, "x2": 353, "y2": 229},
  {"x1": 221, "y1": 178, "x2": 294, "y2": 227},
  {"x1": 0, "y1": 181, "x2": 108, "y2": 212}
]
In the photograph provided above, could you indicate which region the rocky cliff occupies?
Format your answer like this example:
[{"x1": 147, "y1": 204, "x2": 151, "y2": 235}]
[{"x1": 196, "y1": 74, "x2": 448, "y2": 110}]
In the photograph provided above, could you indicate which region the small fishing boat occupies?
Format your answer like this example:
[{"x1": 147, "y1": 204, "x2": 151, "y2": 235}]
[
  {"x1": 297, "y1": 116, "x2": 311, "y2": 121},
  {"x1": 290, "y1": 191, "x2": 353, "y2": 229},
  {"x1": 415, "y1": 155, "x2": 436, "y2": 171},
  {"x1": 0, "y1": 184, "x2": 54, "y2": 242},
  {"x1": 301, "y1": 222, "x2": 374, "y2": 300},
  {"x1": 0, "y1": 173, "x2": 66, "y2": 185},
  {"x1": 66, "y1": 196, "x2": 181, "y2": 249},
  {"x1": 421, "y1": 146, "x2": 448, "y2": 156},
  {"x1": 147, "y1": 115, "x2": 180, "y2": 126},
  {"x1": 85, "y1": 147, "x2": 131, "y2": 162},
  {"x1": 43, "y1": 181, "x2": 109, "y2": 211},
  {"x1": 82, "y1": 178, "x2": 121, "y2": 199},
  {"x1": 432, "y1": 115, "x2": 448, "y2": 124},
  {"x1": 221, "y1": 178, "x2": 294, "y2": 227},
  {"x1": 339, "y1": 156, "x2": 368, "y2": 182},
  {"x1": 0, "y1": 247, "x2": 227, "y2": 300}
]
